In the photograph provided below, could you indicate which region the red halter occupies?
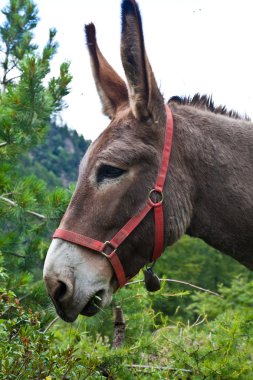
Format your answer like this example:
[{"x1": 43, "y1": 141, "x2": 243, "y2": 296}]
[{"x1": 53, "y1": 105, "x2": 173, "y2": 288}]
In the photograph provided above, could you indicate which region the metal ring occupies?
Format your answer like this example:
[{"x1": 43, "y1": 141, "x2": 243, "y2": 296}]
[
  {"x1": 102, "y1": 241, "x2": 116, "y2": 256},
  {"x1": 149, "y1": 188, "x2": 164, "y2": 206}
]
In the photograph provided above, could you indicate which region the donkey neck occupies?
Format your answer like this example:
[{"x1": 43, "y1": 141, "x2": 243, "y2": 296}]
[{"x1": 167, "y1": 103, "x2": 253, "y2": 269}]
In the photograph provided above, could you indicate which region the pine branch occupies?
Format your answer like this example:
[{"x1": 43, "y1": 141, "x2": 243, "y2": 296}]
[
  {"x1": 3, "y1": 60, "x2": 18, "y2": 77},
  {"x1": 3, "y1": 252, "x2": 26, "y2": 258},
  {"x1": 125, "y1": 364, "x2": 192, "y2": 373},
  {"x1": 0, "y1": 195, "x2": 46, "y2": 220},
  {"x1": 4, "y1": 74, "x2": 22, "y2": 84},
  {"x1": 126, "y1": 278, "x2": 220, "y2": 297},
  {"x1": 191, "y1": 315, "x2": 207, "y2": 327},
  {"x1": 0, "y1": 60, "x2": 19, "y2": 86},
  {"x1": 2, "y1": 45, "x2": 10, "y2": 89},
  {"x1": 43, "y1": 316, "x2": 60, "y2": 333}
]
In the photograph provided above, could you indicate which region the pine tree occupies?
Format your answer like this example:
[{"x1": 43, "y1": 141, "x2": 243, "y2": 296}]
[
  {"x1": 0, "y1": 0, "x2": 72, "y2": 289},
  {"x1": 0, "y1": 0, "x2": 72, "y2": 155}
]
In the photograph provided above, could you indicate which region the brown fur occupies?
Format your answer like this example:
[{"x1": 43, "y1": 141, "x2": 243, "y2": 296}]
[{"x1": 60, "y1": 0, "x2": 253, "y2": 286}]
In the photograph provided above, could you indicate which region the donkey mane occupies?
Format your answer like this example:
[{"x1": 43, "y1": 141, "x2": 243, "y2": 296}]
[{"x1": 169, "y1": 93, "x2": 251, "y2": 122}]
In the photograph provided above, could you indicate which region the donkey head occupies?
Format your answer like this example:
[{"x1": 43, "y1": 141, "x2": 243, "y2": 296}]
[{"x1": 43, "y1": 0, "x2": 170, "y2": 322}]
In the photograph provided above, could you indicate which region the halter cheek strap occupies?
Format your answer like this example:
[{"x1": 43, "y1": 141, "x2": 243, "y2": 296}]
[{"x1": 53, "y1": 105, "x2": 173, "y2": 288}]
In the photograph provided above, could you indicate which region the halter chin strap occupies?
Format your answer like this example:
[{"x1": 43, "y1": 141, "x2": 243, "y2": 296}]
[{"x1": 53, "y1": 105, "x2": 173, "y2": 288}]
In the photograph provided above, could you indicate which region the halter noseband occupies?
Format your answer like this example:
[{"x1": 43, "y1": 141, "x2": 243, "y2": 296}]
[{"x1": 53, "y1": 105, "x2": 173, "y2": 288}]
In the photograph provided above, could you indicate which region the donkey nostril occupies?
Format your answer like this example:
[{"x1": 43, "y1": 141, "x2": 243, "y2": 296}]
[
  {"x1": 44, "y1": 274, "x2": 74, "y2": 311},
  {"x1": 54, "y1": 280, "x2": 68, "y2": 302}
]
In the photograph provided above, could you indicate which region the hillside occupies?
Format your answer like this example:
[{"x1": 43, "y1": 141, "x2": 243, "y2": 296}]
[{"x1": 20, "y1": 123, "x2": 91, "y2": 187}]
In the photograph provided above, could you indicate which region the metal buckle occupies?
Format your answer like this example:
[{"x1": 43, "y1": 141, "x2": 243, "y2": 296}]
[
  {"x1": 102, "y1": 241, "x2": 116, "y2": 256},
  {"x1": 148, "y1": 188, "x2": 164, "y2": 207}
]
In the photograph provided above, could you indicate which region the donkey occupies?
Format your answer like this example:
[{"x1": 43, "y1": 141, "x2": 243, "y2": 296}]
[{"x1": 43, "y1": 0, "x2": 253, "y2": 322}]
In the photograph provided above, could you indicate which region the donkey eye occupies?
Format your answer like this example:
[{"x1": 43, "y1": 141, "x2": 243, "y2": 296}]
[{"x1": 97, "y1": 165, "x2": 126, "y2": 183}]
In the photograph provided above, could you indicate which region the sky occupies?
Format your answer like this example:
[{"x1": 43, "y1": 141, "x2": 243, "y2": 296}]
[{"x1": 2, "y1": 0, "x2": 253, "y2": 140}]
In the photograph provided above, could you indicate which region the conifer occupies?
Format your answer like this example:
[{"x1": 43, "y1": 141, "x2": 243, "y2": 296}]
[{"x1": 0, "y1": 0, "x2": 72, "y2": 279}]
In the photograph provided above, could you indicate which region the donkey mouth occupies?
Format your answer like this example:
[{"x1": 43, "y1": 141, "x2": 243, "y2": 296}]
[{"x1": 81, "y1": 290, "x2": 105, "y2": 317}]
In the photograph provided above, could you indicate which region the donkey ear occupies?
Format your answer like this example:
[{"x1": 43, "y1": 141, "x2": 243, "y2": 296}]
[
  {"x1": 121, "y1": 0, "x2": 164, "y2": 123},
  {"x1": 85, "y1": 23, "x2": 128, "y2": 119}
]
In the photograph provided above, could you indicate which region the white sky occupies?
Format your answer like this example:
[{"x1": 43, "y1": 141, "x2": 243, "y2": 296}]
[{"x1": 2, "y1": 0, "x2": 253, "y2": 140}]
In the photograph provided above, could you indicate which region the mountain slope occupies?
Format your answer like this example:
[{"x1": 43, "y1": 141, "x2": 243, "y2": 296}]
[{"x1": 21, "y1": 123, "x2": 91, "y2": 187}]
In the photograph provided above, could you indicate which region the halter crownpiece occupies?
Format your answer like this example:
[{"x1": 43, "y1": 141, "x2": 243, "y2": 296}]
[{"x1": 53, "y1": 105, "x2": 174, "y2": 288}]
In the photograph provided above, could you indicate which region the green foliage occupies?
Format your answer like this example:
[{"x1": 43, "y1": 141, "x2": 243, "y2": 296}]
[
  {"x1": 0, "y1": 0, "x2": 38, "y2": 65},
  {"x1": 0, "y1": 0, "x2": 72, "y2": 157},
  {"x1": 152, "y1": 236, "x2": 253, "y2": 322},
  {"x1": 156, "y1": 236, "x2": 252, "y2": 291},
  {"x1": 187, "y1": 275, "x2": 253, "y2": 320},
  {"x1": 154, "y1": 277, "x2": 253, "y2": 379},
  {"x1": 0, "y1": 0, "x2": 73, "y2": 283},
  {"x1": 0, "y1": 177, "x2": 72, "y2": 278},
  {"x1": 0, "y1": 285, "x2": 82, "y2": 379},
  {"x1": 32, "y1": 275, "x2": 251, "y2": 379}
]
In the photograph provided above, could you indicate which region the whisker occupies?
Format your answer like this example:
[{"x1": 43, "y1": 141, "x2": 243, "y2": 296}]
[
  {"x1": 90, "y1": 295, "x2": 105, "y2": 314},
  {"x1": 94, "y1": 305, "x2": 105, "y2": 314}
]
